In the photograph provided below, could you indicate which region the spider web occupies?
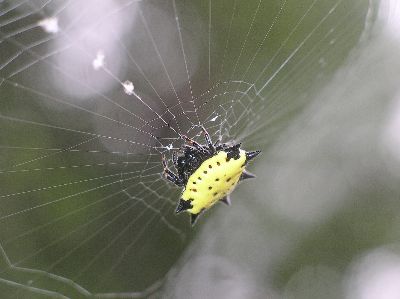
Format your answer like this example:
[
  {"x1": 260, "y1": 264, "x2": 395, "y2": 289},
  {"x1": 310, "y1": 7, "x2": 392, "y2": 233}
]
[{"x1": 0, "y1": 0, "x2": 370, "y2": 297}]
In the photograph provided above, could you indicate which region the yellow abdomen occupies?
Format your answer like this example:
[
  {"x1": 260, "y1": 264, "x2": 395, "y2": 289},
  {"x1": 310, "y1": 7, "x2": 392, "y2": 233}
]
[{"x1": 182, "y1": 149, "x2": 246, "y2": 214}]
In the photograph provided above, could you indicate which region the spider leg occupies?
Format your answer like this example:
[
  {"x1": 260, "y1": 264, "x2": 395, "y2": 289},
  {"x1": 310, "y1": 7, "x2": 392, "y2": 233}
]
[
  {"x1": 162, "y1": 155, "x2": 184, "y2": 187},
  {"x1": 182, "y1": 135, "x2": 209, "y2": 154},
  {"x1": 201, "y1": 126, "x2": 216, "y2": 153},
  {"x1": 172, "y1": 151, "x2": 178, "y2": 167},
  {"x1": 164, "y1": 173, "x2": 184, "y2": 187},
  {"x1": 182, "y1": 144, "x2": 201, "y2": 155}
]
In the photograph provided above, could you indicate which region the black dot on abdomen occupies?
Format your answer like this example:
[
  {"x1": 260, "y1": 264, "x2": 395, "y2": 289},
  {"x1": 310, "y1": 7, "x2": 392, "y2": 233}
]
[{"x1": 208, "y1": 186, "x2": 212, "y2": 190}]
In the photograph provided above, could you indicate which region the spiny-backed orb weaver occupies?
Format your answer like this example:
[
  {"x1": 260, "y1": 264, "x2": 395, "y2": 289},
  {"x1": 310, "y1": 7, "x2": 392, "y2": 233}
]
[{"x1": 162, "y1": 127, "x2": 260, "y2": 226}]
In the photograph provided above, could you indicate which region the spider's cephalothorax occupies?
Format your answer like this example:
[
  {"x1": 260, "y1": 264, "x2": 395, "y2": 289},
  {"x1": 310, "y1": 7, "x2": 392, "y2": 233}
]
[{"x1": 162, "y1": 127, "x2": 260, "y2": 226}]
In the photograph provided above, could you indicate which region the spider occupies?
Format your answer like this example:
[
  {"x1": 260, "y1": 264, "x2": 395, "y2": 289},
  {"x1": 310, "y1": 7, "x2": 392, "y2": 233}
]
[{"x1": 162, "y1": 127, "x2": 260, "y2": 226}]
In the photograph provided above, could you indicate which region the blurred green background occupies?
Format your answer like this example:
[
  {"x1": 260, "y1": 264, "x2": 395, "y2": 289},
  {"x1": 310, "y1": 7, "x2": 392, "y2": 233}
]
[{"x1": 1, "y1": 0, "x2": 400, "y2": 298}]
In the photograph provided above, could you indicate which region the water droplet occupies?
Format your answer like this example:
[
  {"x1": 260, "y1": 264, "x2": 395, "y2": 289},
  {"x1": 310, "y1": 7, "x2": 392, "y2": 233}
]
[
  {"x1": 122, "y1": 80, "x2": 134, "y2": 95},
  {"x1": 92, "y1": 50, "x2": 105, "y2": 70},
  {"x1": 38, "y1": 17, "x2": 59, "y2": 34}
]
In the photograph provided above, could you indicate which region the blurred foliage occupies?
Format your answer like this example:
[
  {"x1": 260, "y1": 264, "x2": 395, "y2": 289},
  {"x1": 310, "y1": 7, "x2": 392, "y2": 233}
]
[{"x1": 2, "y1": 0, "x2": 399, "y2": 298}]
